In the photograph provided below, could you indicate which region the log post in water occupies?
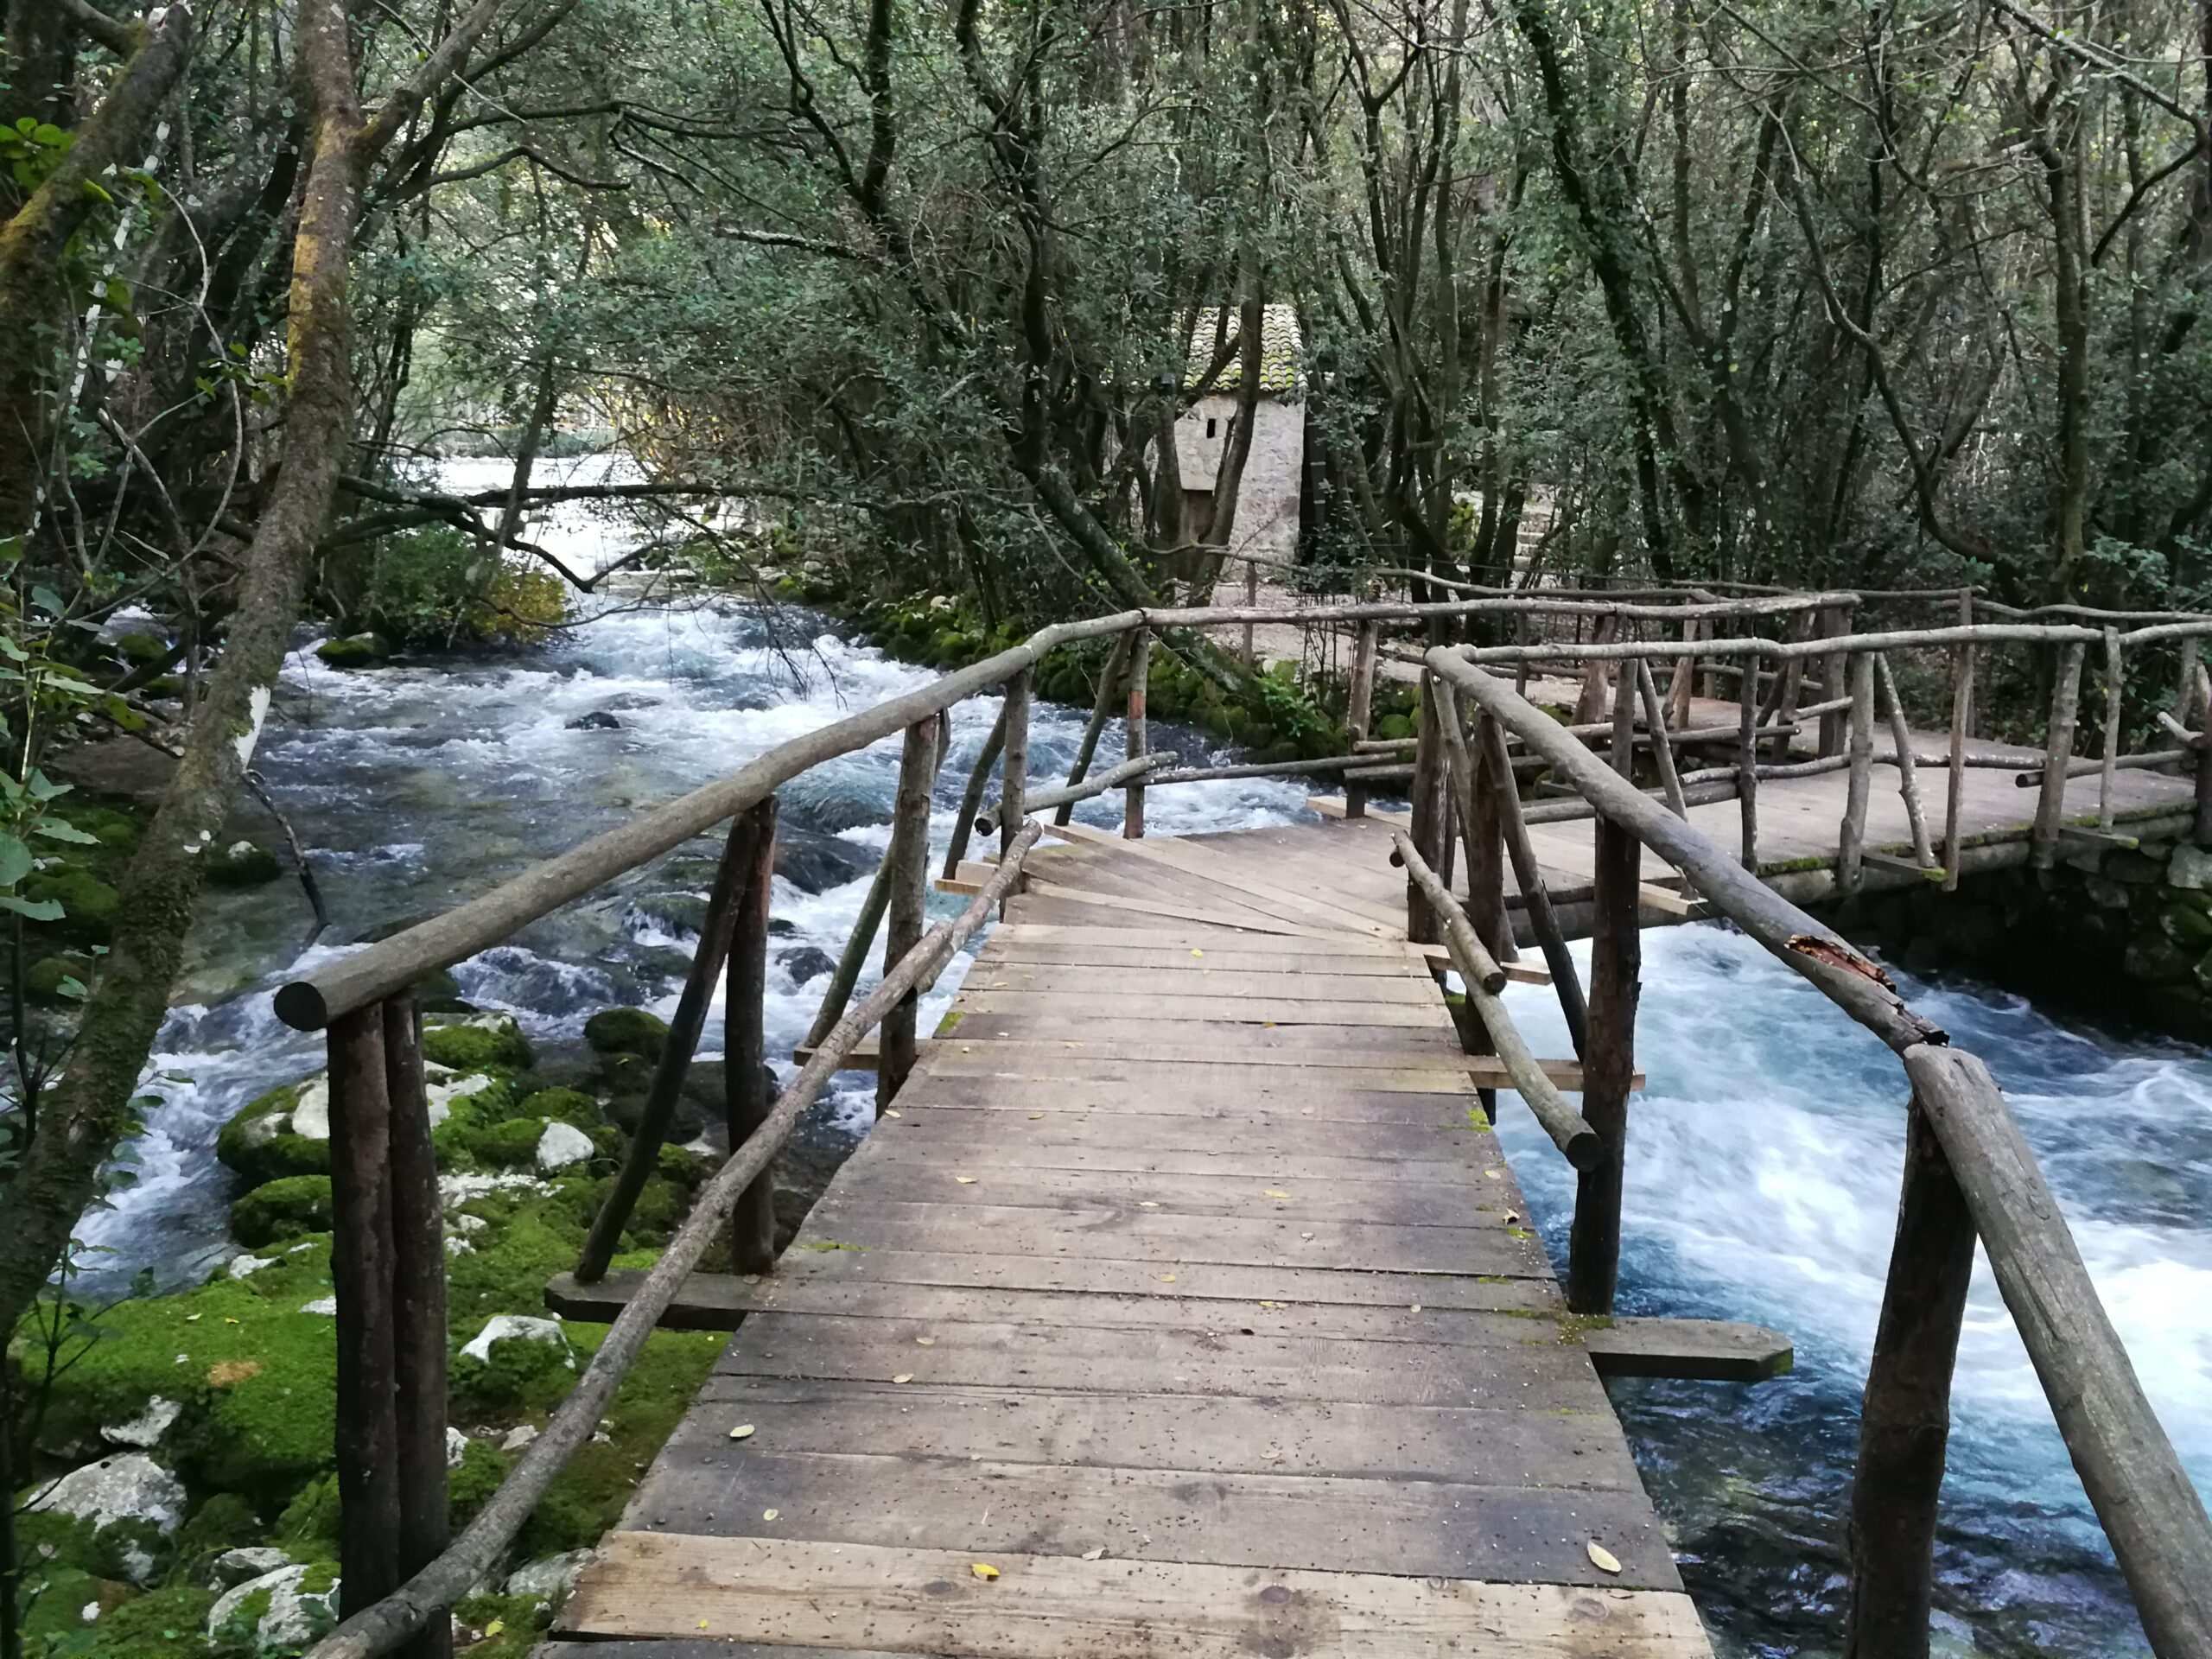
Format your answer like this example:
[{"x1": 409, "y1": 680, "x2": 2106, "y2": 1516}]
[
  {"x1": 381, "y1": 995, "x2": 449, "y2": 1659},
  {"x1": 1056, "y1": 632, "x2": 1134, "y2": 826},
  {"x1": 1567, "y1": 813, "x2": 1640, "y2": 1315},
  {"x1": 1346, "y1": 620, "x2": 1380, "y2": 819},
  {"x1": 1876, "y1": 654, "x2": 1935, "y2": 867},
  {"x1": 1844, "y1": 1096, "x2": 1975, "y2": 1659},
  {"x1": 1904, "y1": 1045, "x2": 2212, "y2": 1658},
  {"x1": 2031, "y1": 640, "x2": 2088, "y2": 869},
  {"x1": 1481, "y1": 718, "x2": 1590, "y2": 1058},
  {"x1": 724, "y1": 796, "x2": 779, "y2": 1274},
  {"x1": 575, "y1": 806, "x2": 766, "y2": 1282},
  {"x1": 1840, "y1": 652, "x2": 1875, "y2": 896},
  {"x1": 880, "y1": 719, "x2": 938, "y2": 1109},
  {"x1": 1124, "y1": 631, "x2": 1151, "y2": 838},
  {"x1": 327, "y1": 1004, "x2": 401, "y2": 1617},
  {"x1": 1738, "y1": 647, "x2": 1761, "y2": 871}
]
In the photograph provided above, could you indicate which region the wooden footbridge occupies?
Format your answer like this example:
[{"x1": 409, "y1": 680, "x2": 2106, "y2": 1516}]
[{"x1": 273, "y1": 584, "x2": 2212, "y2": 1659}]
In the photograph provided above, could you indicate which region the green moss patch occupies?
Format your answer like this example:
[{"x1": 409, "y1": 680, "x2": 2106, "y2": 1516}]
[
  {"x1": 229, "y1": 1177, "x2": 334, "y2": 1248},
  {"x1": 584, "y1": 1007, "x2": 668, "y2": 1061}
]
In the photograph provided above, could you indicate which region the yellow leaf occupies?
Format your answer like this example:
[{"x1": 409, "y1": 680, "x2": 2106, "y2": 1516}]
[
  {"x1": 728, "y1": 1424, "x2": 756, "y2": 1440},
  {"x1": 763, "y1": 1509, "x2": 779, "y2": 1522},
  {"x1": 184, "y1": 1313, "x2": 201, "y2": 1324},
  {"x1": 885, "y1": 1109, "x2": 902, "y2": 1118},
  {"x1": 1081, "y1": 1546, "x2": 1106, "y2": 1560},
  {"x1": 1587, "y1": 1541, "x2": 1622, "y2": 1574},
  {"x1": 893, "y1": 1372, "x2": 913, "y2": 1384},
  {"x1": 224, "y1": 1318, "x2": 239, "y2": 1325},
  {"x1": 1263, "y1": 1189, "x2": 1289, "y2": 1198},
  {"x1": 955, "y1": 1175, "x2": 976, "y2": 1185},
  {"x1": 1190, "y1": 949, "x2": 1203, "y2": 957},
  {"x1": 485, "y1": 1621, "x2": 505, "y2": 1639},
  {"x1": 915, "y1": 1336, "x2": 936, "y2": 1346},
  {"x1": 697, "y1": 1619, "x2": 710, "y2": 1630},
  {"x1": 1484, "y1": 1168, "x2": 1503, "y2": 1180},
  {"x1": 971, "y1": 1562, "x2": 1000, "y2": 1581},
  {"x1": 1027, "y1": 1111, "x2": 1044, "y2": 1119},
  {"x1": 1138, "y1": 1200, "x2": 1159, "y2": 1208},
  {"x1": 1408, "y1": 1303, "x2": 1422, "y2": 1313},
  {"x1": 1157, "y1": 1273, "x2": 1176, "y2": 1283}
]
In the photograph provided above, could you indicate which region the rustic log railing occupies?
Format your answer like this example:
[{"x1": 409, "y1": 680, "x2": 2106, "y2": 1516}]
[
  {"x1": 279, "y1": 583, "x2": 2212, "y2": 1659},
  {"x1": 1429, "y1": 644, "x2": 2212, "y2": 1659}
]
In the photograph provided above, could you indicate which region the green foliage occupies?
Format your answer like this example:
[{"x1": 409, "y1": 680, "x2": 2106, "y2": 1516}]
[
  {"x1": 331, "y1": 527, "x2": 568, "y2": 651},
  {"x1": 421, "y1": 1016, "x2": 533, "y2": 1071}
]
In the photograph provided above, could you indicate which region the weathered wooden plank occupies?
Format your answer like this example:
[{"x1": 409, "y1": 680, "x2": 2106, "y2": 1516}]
[
  {"x1": 963, "y1": 962, "x2": 1440, "y2": 1001},
  {"x1": 677, "y1": 1379, "x2": 1638, "y2": 1488},
  {"x1": 888, "y1": 1071, "x2": 1491, "y2": 1116},
  {"x1": 563, "y1": 1535, "x2": 1713, "y2": 1655},
  {"x1": 949, "y1": 990, "x2": 1455, "y2": 1029},
  {"x1": 976, "y1": 942, "x2": 1433, "y2": 976},
  {"x1": 939, "y1": 1014, "x2": 1463, "y2": 1049},
  {"x1": 914, "y1": 1044, "x2": 1642, "y2": 1092},
  {"x1": 829, "y1": 1158, "x2": 1509, "y2": 1228},
  {"x1": 1017, "y1": 879, "x2": 1355, "y2": 938},
  {"x1": 797, "y1": 1198, "x2": 1548, "y2": 1278},
  {"x1": 1582, "y1": 1317, "x2": 1794, "y2": 1382},
  {"x1": 749, "y1": 1246, "x2": 1564, "y2": 1313},
  {"x1": 619, "y1": 1450, "x2": 1675, "y2": 1588},
  {"x1": 1046, "y1": 819, "x2": 1405, "y2": 938},
  {"x1": 996, "y1": 922, "x2": 1418, "y2": 957}
]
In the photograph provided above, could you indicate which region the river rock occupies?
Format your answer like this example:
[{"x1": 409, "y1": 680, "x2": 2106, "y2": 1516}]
[
  {"x1": 586, "y1": 1006, "x2": 669, "y2": 1060},
  {"x1": 315, "y1": 632, "x2": 390, "y2": 668},
  {"x1": 28, "y1": 1453, "x2": 186, "y2": 1584},
  {"x1": 2171, "y1": 844, "x2": 2212, "y2": 890},
  {"x1": 217, "y1": 1077, "x2": 333, "y2": 1186},
  {"x1": 446, "y1": 1426, "x2": 471, "y2": 1468},
  {"x1": 773, "y1": 830, "x2": 875, "y2": 893},
  {"x1": 207, "y1": 1563, "x2": 341, "y2": 1649},
  {"x1": 99, "y1": 1396, "x2": 181, "y2": 1450},
  {"x1": 207, "y1": 839, "x2": 283, "y2": 887},
  {"x1": 505, "y1": 1548, "x2": 595, "y2": 1605},
  {"x1": 461, "y1": 1314, "x2": 573, "y2": 1369},
  {"x1": 567, "y1": 710, "x2": 624, "y2": 730},
  {"x1": 536, "y1": 1121, "x2": 594, "y2": 1171},
  {"x1": 209, "y1": 1548, "x2": 293, "y2": 1589},
  {"x1": 777, "y1": 944, "x2": 837, "y2": 986},
  {"x1": 422, "y1": 1011, "x2": 533, "y2": 1071}
]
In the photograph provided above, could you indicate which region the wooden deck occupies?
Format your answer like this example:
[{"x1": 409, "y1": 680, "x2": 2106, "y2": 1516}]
[{"x1": 556, "y1": 822, "x2": 1717, "y2": 1658}]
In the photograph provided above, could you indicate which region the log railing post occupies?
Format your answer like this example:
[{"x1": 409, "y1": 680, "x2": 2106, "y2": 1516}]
[
  {"x1": 2195, "y1": 663, "x2": 2212, "y2": 848},
  {"x1": 1345, "y1": 620, "x2": 1379, "y2": 819},
  {"x1": 382, "y1": 995, "x2": 450, "y2": 1659},
  {"x1": 1242, "y1": 556, "x2": 1259, "y2": 664},
  {"x1": 1738, "y1": 645, "x2": 1761, "y2": 873},
  {"x1": 2100, "y1": 627, "x2": 2123, "y2": 830},
  {"x1": 1405, "y1": 670, "x2": 1447, "y2": 944},
  {"x1": 1433, "y1": 678, "x2": 1506, "y2": 1118},
  {"x1": 723, "y1": 796, "x2": 779, "y2": 1274},
  {"x1": 880, "y1": 718, "x2": 938, "y2": 1109},
  {"x1": 327, "y1": 1003, "x2": 401, "y2": 1618},
  {"x1": 1056, "y1": 632, "x2": 1134, "y2": 826},
  {"x1": 1567, "y1": 809, "x2": 1639, "y2": 1315},
  {"x1": 939, "y1": 702, "x2": 1007, "y2": 880},
  {"x1": 575, "y1": 806, "x2": 773, "y2": 1282},
  {"x1": 1124, "y1": 631, "x2": 1151, "y2": 839},
  {"x1": 1876, "y1": 654, "x2": 1935, "y2": 868},
  {"x1": 1944, "y1": 633, "x2": 1976, "y2": 891},
  {"x1": 1844, "y1": 1093, "x2": 1976, "y2": 1659},
  {"x1": 1840, "y1": 652, "x2": 1875, "y2": 896},
  {"x1": 1481, "y1": 718, "x2": 1590, "y2": 1058},
  {"x1": 2031, "y1": 640, "x2": 2088, "y2": 869},
  {"x1": 998, "y1": 670, "x2": 1029, "y2": 863},
  {"x1": 1632, "y1": 657, "x2": 1688, "y2": 817},
  {"x1": 1819, "y1": 601, "x2": 1853, "y2": 757}
]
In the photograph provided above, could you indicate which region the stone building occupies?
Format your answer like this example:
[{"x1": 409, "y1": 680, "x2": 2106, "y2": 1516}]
[{"x1": 1173, "y1": 305, "x2": 1304, "y2": 563}]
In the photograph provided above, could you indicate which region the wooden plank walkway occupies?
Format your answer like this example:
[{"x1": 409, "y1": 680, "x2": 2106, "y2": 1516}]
[{"x1": 558, "y1": 822, "x2": 1714, "y2": 1658}]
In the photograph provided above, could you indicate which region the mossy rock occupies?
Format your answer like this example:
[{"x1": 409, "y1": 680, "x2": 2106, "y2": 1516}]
[
  {"x1": 231, "y1": 1176, "x2": 334, "y2": 1247},
  {"x1": 60, "y1": 803, "x2": 144, "y2": 851},
  {"x1": 1373, "y1": 712, "x2": 1416, "y2": 743},
  {"x1": 77, "y1": 1582, "x2": 218, "y2": 1653},
  {"x1": 450, "y1": 1319, "x2": 577, "y2": 1414},
  {"x1": 518, "y1": 1087, "x2": 599, "y2": 1129},
  {"x1": 275, "y1": 1475, "x2": 340, "y2": 1552},
  {"x1": 114, "y1": 630, "x2": 171, "y2": 665},
  {"x1": 218, "y1": 1079, "x2": 331, "y2": 1187},
  {"x1": 175, "y1": 1491, "x2": 263, "y2": 1567},
  {"x1": 465, "y1": 1116, "x2": 554, "y2": 1168},
  {"x1": 584, "y1": 1007, "x2": 668, "y2": 1062},
  {"x1": 423, "y1": 1014, "x2": 533, "y2": 1071},
  {"x1": 21, "y1": 867, "x2": 122, "y2": 943},
  {"x1": 452, "y1": 1592, "x2": 555, "y2": 1659},
  {"x1": 315, "y1": 632, "x2": 390, "y2": 668},
  {"x1": 25, "y1": 953, "x2": 92, "y2": 1002},
  {"x1": 15, "y1": 1508, "x2": 172, "y2": 1590},
  {"x1": 207, "y1": 839, "x2": 283, "y2": 887}
]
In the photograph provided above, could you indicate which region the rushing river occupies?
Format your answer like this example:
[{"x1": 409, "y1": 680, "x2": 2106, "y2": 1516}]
[{"x1": 81, "y1": 457, "x2": 2212, "y2": 1656}]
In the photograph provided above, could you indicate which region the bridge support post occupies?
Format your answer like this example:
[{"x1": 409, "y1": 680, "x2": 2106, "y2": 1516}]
[
  {"x1": 1406, "y1": 671, "x2": 1447, "y2": 944},
  {"x1": 1567, "y1": 811, "x2": 1639, "y2": 1315},
  {"x1": 1844, "y1": 1093, "x2": 1974, "y2": 1659},
  {"x1": 1839, "y1": 652, "x2": 1875, "y2": 896},
  {"x1": 1124, "y1": 632, "x2": 1150, "y2": 839},
  {"x1": 2031, "y1": 641, "x2": 2087, "y2": 870},
  {"x1": 726, "y1": 797, "x2": 780, "y2": 1273}
]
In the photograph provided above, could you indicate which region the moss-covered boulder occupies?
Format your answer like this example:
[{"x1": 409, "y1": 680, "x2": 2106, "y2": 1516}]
[
  {"x1": 218, "y1": 1078, "x2": 332, "y2": 1187},
  {"x1": 207, "y1": 839, "x2": 283, "y2": 887},
  {"x1": 422, "y1": 1012, "x2": 533, "y2": 1071},
  {"x1": 451, "y1": 1315, "x2": 575, "y2": 1412},
  {"x1": 314, "y1": 632, "x2": 389, "y2": 668},
  {"x1": 21, "y1": 867, "x2": 122, "y2": 944},
  {"x1": 584, "y1": 1007, "x2": 667, "y2": 1062},
  {"x1": 21, "y1": 1453, "x2": 188, "y2": 1585},
  {"x1": 207, "y1": 1560, "x2": 341, "y2": 1650},
  {"x1": 114, "y1": 631, "x2": 171, "y2": 665},
  {"x1": 25, "y1": 953, "x2": 92, "y2": 1002},
  {"x1": 231, "y1": 1176, "x2": 334, "y2": 1247}
]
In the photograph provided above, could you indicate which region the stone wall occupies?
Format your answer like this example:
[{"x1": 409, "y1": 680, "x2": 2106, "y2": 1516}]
[{"x1": 1836, "y1": 822, "x2": 2212, "y2": 1039}]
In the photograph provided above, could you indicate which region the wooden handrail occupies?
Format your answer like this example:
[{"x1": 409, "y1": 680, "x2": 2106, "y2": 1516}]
[{"x1": 302, "y1": 822, "x2": 1048, "y2": 1659}]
